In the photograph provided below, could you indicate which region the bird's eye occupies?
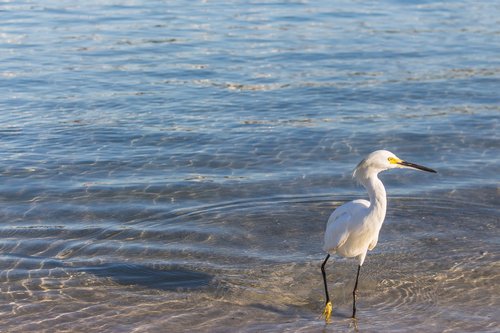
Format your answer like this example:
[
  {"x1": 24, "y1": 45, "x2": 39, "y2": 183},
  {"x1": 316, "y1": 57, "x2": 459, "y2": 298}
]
[{"x1": 387, "y1": 157, "x2": 399, "y2": 164}]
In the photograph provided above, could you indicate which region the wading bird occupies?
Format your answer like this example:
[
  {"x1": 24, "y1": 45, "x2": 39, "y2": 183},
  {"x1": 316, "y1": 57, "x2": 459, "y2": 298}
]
[{"x1": 321, "y1": 150, "x2": 436, "y2": 321}]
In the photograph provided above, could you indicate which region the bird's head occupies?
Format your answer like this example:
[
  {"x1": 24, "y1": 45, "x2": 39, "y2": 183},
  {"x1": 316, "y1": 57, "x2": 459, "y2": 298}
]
[{"x1": 353, "y1": 150, "x2": 436, "y2": 181}]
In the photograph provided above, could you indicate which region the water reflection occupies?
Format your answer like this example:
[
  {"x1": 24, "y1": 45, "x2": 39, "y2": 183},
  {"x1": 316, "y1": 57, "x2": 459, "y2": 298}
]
[
  {"x1": 0, "y1": 191, "x2": 497, "y2": 331},
  {"x1": 0, "y1": 0, "x2": 499, "y2": 331}
]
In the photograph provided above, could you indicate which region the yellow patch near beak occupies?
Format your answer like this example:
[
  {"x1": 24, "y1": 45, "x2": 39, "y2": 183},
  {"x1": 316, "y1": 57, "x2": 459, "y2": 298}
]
[{"x1": 388, "y1": 157, "x2": 402, "y2": 164}]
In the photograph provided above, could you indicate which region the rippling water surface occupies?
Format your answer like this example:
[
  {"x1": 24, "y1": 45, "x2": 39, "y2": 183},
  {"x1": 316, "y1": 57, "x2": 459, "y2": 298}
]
[{"x1": 0, "y1": 0, "x2": 499, "y2": 332}]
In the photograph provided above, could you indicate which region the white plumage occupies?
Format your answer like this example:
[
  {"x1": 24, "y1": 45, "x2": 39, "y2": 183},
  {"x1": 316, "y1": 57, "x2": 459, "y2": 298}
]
[{"x1": 321, "y1": 150, "x2": 436, "y2": 321}]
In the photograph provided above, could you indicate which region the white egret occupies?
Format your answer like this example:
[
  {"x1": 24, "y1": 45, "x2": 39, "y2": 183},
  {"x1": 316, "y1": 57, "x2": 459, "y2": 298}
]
[{"x1": 321, "y1": 150, "x2": 436, "y2": 321}]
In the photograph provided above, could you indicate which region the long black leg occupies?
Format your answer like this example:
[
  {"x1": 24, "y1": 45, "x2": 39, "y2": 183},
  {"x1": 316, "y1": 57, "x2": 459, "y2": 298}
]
[
  {"x1": 352, "y1": 264, "x2": 361, "y2": 318},
  {"x1": 321, "y1": 254, "x2": 331, "y2": 304}
]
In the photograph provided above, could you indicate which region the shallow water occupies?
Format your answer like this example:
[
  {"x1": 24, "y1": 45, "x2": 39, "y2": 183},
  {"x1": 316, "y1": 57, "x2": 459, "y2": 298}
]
[{"x1": 0, "y1": 0, "x2": 499, "y2": 332}]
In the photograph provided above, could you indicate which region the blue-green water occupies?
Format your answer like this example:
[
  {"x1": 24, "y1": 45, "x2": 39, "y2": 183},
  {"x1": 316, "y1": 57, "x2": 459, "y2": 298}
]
[{"x1": 0, "y1": 1, "x2": 498, "y2": 332}]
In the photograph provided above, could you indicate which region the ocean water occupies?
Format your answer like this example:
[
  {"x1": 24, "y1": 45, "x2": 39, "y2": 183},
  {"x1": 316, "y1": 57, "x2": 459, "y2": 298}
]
[{"x1": 0, "y1": 0, "x2": 499, "y2": 332}]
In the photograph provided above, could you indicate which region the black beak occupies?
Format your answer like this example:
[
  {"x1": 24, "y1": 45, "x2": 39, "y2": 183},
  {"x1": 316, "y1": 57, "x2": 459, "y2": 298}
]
[{"x1": 398, "y1": 161, "x2": 437, "y2": 173}]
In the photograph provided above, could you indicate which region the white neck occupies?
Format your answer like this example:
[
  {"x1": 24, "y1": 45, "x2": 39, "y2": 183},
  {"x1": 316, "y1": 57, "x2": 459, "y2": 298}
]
[{"x1": 361, "y1": 173, "x2": 387, "y2": 226}]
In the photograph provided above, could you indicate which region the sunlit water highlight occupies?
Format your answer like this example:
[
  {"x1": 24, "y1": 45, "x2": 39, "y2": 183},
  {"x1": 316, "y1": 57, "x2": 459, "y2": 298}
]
[{"x1": 0, "y1": 0, "x2": 499, "y2": 332}]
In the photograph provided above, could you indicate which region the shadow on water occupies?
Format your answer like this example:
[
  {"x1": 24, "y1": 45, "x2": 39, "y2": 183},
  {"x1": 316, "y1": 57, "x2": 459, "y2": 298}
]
[
  {"x1": 79, "y1": 263, "x2": 213, "y2": 291},
  {"x1": 2, "y1": 253, "x2": 212, "y2": 291}
]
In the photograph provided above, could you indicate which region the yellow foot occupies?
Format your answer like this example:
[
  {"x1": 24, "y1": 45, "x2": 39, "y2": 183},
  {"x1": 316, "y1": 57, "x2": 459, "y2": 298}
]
[{"x1": 322, "y1": 301, "x2": 332, "y2": 323}]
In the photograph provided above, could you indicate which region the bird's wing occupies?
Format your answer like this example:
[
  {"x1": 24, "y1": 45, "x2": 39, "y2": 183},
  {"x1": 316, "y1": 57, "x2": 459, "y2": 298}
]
[
  {"x1": 322, "y1": 209, "x2": 352, "y2": 253},
  {"x1": 323, "y1": 200, "x2": 369, "y2": 253}
]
